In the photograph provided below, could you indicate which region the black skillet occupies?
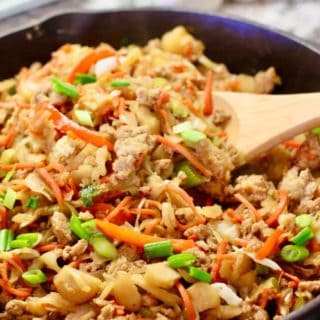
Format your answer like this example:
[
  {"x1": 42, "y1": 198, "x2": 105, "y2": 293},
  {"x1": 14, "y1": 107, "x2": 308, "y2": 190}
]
[{"x1": 0, "y1": 8, "x2": 319, "y2": 320}]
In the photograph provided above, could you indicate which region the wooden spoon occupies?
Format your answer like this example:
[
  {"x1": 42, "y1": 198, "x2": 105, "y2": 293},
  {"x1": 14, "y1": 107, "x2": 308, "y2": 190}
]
[{"x1": 215, "y1": 91, "x2": 320, "y2": 161}]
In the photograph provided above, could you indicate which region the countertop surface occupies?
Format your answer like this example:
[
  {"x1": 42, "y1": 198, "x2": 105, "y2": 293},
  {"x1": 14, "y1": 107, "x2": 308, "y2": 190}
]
[{"x1": 0, "y1": 0, "x2": 319, "y2": 50}]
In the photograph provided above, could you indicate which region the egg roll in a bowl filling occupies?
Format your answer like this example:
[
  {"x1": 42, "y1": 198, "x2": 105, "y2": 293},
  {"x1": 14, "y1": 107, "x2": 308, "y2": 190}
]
[{"x1": 0, "y1": 25, "x2": 319, "y2": 320}]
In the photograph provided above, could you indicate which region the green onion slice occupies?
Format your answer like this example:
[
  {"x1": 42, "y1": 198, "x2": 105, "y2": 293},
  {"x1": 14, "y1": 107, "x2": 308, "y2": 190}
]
[
  {"x1": 90, "y1": 233, "x2": 117, "y2": 260},
  {"x1": 280, "y1": 245, "x2": 310, "y2": 263},
  {"x1": 144, "y1": 240, "x2": 173, "y2": 259},
  {"x1": 74, "y1": 110, "x2": 94, "y2": 127},
  {"x1": 16, "y1": 232, "x2": 42, "y2": 247},
  {"x1": 180, "y1": 129, "x2": 206, "y2": 144},
  {"x1": 175, "y1": 161, "x2": 206, "y2": 188},
  {"x1": 311, "y1": 127, "x2": 320, "y2": 135},
  {"x1": 0, "y1": 229, "x2": 13, "y2": 251},
  {"x1": 81, "y1": 219, "x2": 96, "y2": 234},
  {"x1": 70, "y1": 214, "x2": 90, "y2": 240},
  {"x1": 291, "y1": 227, "x2": 314, "y2": 246},
  {"x1": 170, "y1": 99, "x2": 189, "y2": 118},
  {"x1": 26, "y1": 197, "x2": 39, "y2": 209},
  {"x1": 22, "y1": 269, "x2": 47, "y2": 286},
  {"x1": 172, "y1": 121, "x2": 192, "y2": 134},
  {"x1": 74, "y1": 73, "x2": 96, "y2": 85},
  {"x1": 51, "y1": 76, "x2": 79, "y2": 98},
  {"x1": 110, "y1": 80, "x2": 131, "y2": 88},
  {"x1": 188, "y1": 266, "x2": 212, "y2": 283},
  {"x1": 10, "y1": 239, "x2": 31, "y2": 249},
  {"x1": 3, "y1": 188, "x2": 17, "y2": 210},
  {"x1": 80, "y1": 185, "x2": 97, "y2": 207},
  {"x1": 295, "y1": 214, "x2": 313, "y2": 228},
  {"x1": 2, "y1": 169, "x2": 15, "y2": 183},
  {"x1": 167, "y1": 253, "x2": 196, "y2": 269}
]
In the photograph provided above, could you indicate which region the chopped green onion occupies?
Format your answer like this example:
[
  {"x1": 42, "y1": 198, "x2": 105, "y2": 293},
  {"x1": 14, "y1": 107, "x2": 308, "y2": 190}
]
[
  {"x1": 144, "y1": 240, "x2": 173, "y2": 259},
  {"x1": 180, "y1": 129, "x2": 206, "y2": 144},
  {"x1": 280, "y1": 245, "x2": 310, "y2": 263},
  {"x1": 22, "y1": 269, "x2": 47, "y2": 286},
  {"x1": 170, "y1": 99, "x2": 189, "y2": 118},
  {"x1": 188, "y1": 267, "x2": 212, "y2": 283},
  {"x1": 2, "y1": 169, "x2": 15, "y2": 183},
  {"x1": 295, "y1": 214, "x2": 313, "y2": 228},
  {"x1": 10, "y1": 239, "x2": 31, "y2": 249},
  {"x1": 172, "y1": 121, "x2": 192, "y2": 134},
  {"x1": 74, "y1": 73, "x2": 96, "y2": 85},
  {"x1": 80, "y1": 185, "x2": 97, "y2": 207},
  {"x1": 81, "y1": 219, "x2": 96, "y2": 234},
  {"x1": 311, "y1": 127, "x2": 320, "y2": 135},
  {"x1": 74, "y1": 110, "x2": 94, "y2": 127},
  {"x1": 70, "y1": 214, "x2": 90, "y2": 240},
  {"x1": 0, "y1": 229, "x2": 13, "y2": 251},
  {"x1": 153, "y1": 77, "x2": 168, "y2": 88},
  {"x1": 17, "y1": 232, "x2": 42, "y2": 247},
  {"x1": 175, "y1": 161, "x2": 206, "y2": 188},
  {"x1": 26, "y1": 197, "x2": 39, "y2": 209},
  {"x1": 255, "y1": 264, "x2": 270, "y2": 276},
  {"x1": 110, "y1": 80, "x2": 131, "y2": 88},
  {"x1": 51, "y1": 76, "x2": 79, "y2": 98},
  {"x1": 90, "y1": 233, "x2": 117, "y2": 260},
  {"x1": 291, "y1": 227, "x2": 314, "y2": 246},
  {"x1": 3, "y1": 188, "x2": 17, "y2": 209},
  {"x1": 167, "y1": 253, "x2": 196, "y2": 269}
]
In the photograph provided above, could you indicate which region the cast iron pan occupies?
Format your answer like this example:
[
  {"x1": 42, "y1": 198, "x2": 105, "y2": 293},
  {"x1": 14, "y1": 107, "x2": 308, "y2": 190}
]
[{"x1": 0, "y1": 8, "x2": 320, "y2": 319}]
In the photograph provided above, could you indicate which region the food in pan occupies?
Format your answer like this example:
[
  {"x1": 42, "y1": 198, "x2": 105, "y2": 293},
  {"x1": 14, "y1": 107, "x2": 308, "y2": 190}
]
[{"x1": 0, "y1": 26, "x2": 319, "y2": 320}]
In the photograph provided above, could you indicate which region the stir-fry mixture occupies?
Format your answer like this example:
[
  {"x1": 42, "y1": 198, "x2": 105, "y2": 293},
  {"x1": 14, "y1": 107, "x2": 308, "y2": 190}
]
[{"x1": 0, "y1": 25, "x2": 319, "y2": 320}]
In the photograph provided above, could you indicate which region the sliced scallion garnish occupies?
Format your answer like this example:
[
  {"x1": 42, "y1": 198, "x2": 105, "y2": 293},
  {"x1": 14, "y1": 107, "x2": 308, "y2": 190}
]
[
  {"x1": 188, "y1": 266, "x2": 212, "y2": 283},
  {"x1": 26, "y1": 197, "x2": 39, "y2": 209},
  {"x1": 70, "y1": 214, "x2": 90, "y2": 240},
  {"x1": 74, "y1": 110, "x2": 94, "y2": 127},
  {"x1": 291, "y1": 227, "x2": 314, "y2": 246},
  {"x1": 175, "y1": 161, "x2": 206, "y2": 188},
  {"x1": 144, "y1": 240, "x2": 173, "y2": 259},
  {"x1": 110, "y1": 80, "x2": 131, "y2": 88},
  {"x1": 74, "y1": 73, "x2": 96, "y2": 85},
  {"x1": 295, "y1": 214, "x2": 313, "y2": 228},
  {"x1": 22, "y1": 269, "x2": 47, "y2": 286},
  {"x1": 180, "y1": 129, "x2": 206, "y2": 144},
  {"x1": 167, "y1": 253, "x2": 196, "y2": 269},
  {"x1": 51, "y1": 76, "x2": 79, "y2": 98},
  {"x1": 3, "y1": 188, "x2": 17, "y2": 210},
  {"x1": 90, "y1": 233, "x2": 117, "y2": 260},
  {"x1": 280, "y1": 245, "x2": 310, "y2": 263}
]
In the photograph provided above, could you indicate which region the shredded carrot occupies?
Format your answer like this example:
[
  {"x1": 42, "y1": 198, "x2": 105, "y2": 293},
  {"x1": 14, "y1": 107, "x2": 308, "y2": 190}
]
[
  {"x1": 0, "y1": 184, "x2": 27, "y2": 192},
  {"x1": 156, "y1": 91, "x2": 170, "y2": 112},
  {"x1": 130, "y1": 208, "x2": 158, "y2": 217},
  {"x1": 256, "y1": 227, "x2": 283, "y2": 260},
  {"x1": 234, "y1": 193, "x2": 261, "y2": 221},
  {"x1": 100, "y1": 175, "x2": 110, "y2": 183},
  {"x1": 259, "y1": 288, "x2": 270, "y2": 308},
  {"x1": 67, "y1": 47, "x2": 116, "y2": 83},
  {"x1": 211, "y1": 240, "x2": 228, "y2": 282},
  {"x1": 203, "y1": 71, "x2": 214, "y2": 116},
  {"x1": 0, "y1": 207, "x2": 8, "y2": 229},
  {"x1": 217, "y1": 131, "x2": 228, "y2": 138},
  {"x1": 114, "y1": 97, "x2": 126, "y2": 118},
  {"x1": 144, "y1": 200, "x2": 161, "y2": 209},
  {"x1": 165, "y1": 183, "x2": 197, "y2": 215},
  {"x1": 156, "y1": 135, "x2": 212, "y2": 177},
  {"x1": 144, "y1": 218, "x2": 161, "y2": 235},
  {"x1": 159, "y1": 108, "x2": 173, "y2": 134},
  {"x1": 10, "y1": 223, "x2": 19, "y2": 232},
  {"x1": 282, "y1": 140, "x2": 302, "y2": 149},
  {"x1": 176, "y1": 281, "x2": 196, "y2": 320},
  {"x1": 281, "y1": 271, "x2": 300, "y2": 285},
  {"x1": 96, "y1": 219, "x2": 194, "y2": 252},
  {"x1": 183, "y1": 99, "x2": 203, "y2": 118},
  {"x1": 7, "y1": 254, "x2": 25, "y2": 273},
  {"x1": 0, "y1": 129, "x2": 16, "y2": 148},
  {"x1": 0, "y1": 279, "x2": 32, "y2": 298},
  {"x1": 135, "y1": 153, "x2": 146, "y2": 169},
  {"x1": 177, "y1": 216, "x2": 206, "y2": 231},
  {"x1": 36, "y1": 243, "x2": 63, "y2": 253},
  {"x1": 265, "y1": 190, "x2": 288, "y2": 226},
  {"x1": 68, "y1": 177, "x2": 78, "y2": 197},
  {"x1": 42, "y1": 103, "x2": 114, "y2": 151},
  {"x1": 233, "y1": 238, "x2": 249, "y2": 247},
  {"x1": 309, "y1": 238, "x2": 320, "y2": 252},
  {"x1": 0, "y1": 161, "x2": 44, "y2": 171},
  {"x1": 38, "y1": 168, "x2": 63, "y2": 208},
  {"x1": 106, "y1": 196, "x2": 132, "y2": 222},
  {"x1": 223, "y1": 208, "x2": 243, "y2": 223}
]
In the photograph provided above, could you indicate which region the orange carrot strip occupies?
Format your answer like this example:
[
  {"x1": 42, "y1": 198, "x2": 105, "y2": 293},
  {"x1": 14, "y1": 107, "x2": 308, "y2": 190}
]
[
  {"x1": 130, "y1": 208, "x2": 158, "y2": 217},
  {"x1": 0, "y1": 184, "x2": 27, "y2": 192},
  {"x1": 165, "y1": 183, "x2": 197, "y2": 215},
  {"x1": 265, "y1": 190, "x2": 288, "y2": 226},
  {"x1": 0, "y1": 279, "x2": 32, "y2": 298},
  {"x1": 211, "y1": 240, "x2": 228, "y2": 282},
  {"x1": 224, "y1": 208, "x2": 243, "y2": 223},
  {"x1": 96, "y1": 219, "x2": 194, "y2": 252},
  {"x1": 282, "y1": 140, "x2": 301, "y2": 149},
  {"x1": 183, "y1": 99, "x2": 203, "y2": 118},
  {"x1": 8, "y1": 254, "x2": 25, "y2": 272},
  {"x1": 176, "y1": 281, "x2": 196, "y2": 320},
  {"x1": 259, "y1": 288, "x2": 270, "y2": 308},
  {"x1": 159, "y1": 109, "x2": 173, "y2": 134},
  {"x1": 0, "y1": 162, "x2": 44, "y2": 171},
  {"x1": 156, "y1": 91, "x2": 170, "y2": 111},
  {"x1": 144, "y1": 218, "x2": 161, "y2": 235},
  {"x1": 67, "y1": 48, "x2": 115, "y2": 83},
  {"x1": 45, "y1": 163, "x2": 65, "y2": 173},
  {"x1": 234, "y1": 193, "x2": 261, "y2": 221},
  {"x1": 106, "y1": 196, "x2": 132, "y2": 222},
  {"x1": 38, "y1": 168, "x2": 63, "y2": 208},
  {"x1": 114, "y1": 97, "x2": 126, "y2": 118},
  {"x1": 36, "y1": 243, "x2": 63, "y2": 253},
  {"x1": 204, "y1": 71, "x2": 214, "y2": 116},
  {"x1": 0, "y1": 207, "x2": 8, "y2": 229},
  {"x1": 256, "y1": 227, "x2": 283, "y2": 260},
  {"x1": 156, "y1": 135, "x2": 212, "y2": 177},
  {"x1": 144, "y1": 200, "x2": 161, "y2": 209},
  {"x1": 309, "y1": 238, "x2": 320, "y2": 253},
  {"x1": 42, "y1": 103, "x2": 113, "y2": 151},
  {"x1": 233, "y1": 238, "x2": 249, "y2": 247}
]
